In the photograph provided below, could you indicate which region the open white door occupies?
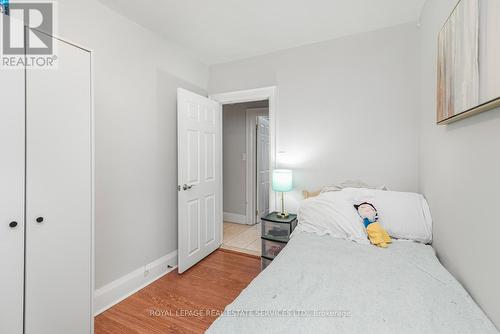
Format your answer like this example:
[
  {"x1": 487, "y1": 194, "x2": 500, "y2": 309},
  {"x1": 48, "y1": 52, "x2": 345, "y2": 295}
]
[
  {"x1": 177, "y1": 88, "x2": 222, "y2": 273},
  {"x1": 256, "y1": 117, "x2": 270, "y2": 221}
]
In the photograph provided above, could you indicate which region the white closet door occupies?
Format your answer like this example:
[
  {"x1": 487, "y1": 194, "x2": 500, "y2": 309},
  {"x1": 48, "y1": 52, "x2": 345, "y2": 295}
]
[
  {"x1": 256, "y1": 116, "x2": 270, "y2": 220},
  {"x1": 0, "y1": 61, "x2": 25, "y2": 334},
  {"x1": 25, "y1": 36, "x2": 92, "y2": 334}
]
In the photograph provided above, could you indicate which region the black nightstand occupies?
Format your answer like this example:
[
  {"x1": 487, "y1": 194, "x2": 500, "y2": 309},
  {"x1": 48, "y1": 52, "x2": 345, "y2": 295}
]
[{"x1": 261, "y1": 212, "x2": 297, "y2": 270}]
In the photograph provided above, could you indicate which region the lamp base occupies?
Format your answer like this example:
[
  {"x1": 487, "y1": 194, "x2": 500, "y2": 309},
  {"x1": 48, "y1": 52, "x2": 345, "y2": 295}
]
[
  {"x1": 277, "y1": 211, "x2": 289, "y2": 219},
  {"x1": 278, "y1": 192, "x2": 289, "y2": 219}
]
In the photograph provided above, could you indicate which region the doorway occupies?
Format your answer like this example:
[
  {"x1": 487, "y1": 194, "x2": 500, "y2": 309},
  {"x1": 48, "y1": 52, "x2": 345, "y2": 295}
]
[
  {"x1": 177, "y1": 87, "x2": 275, "y2": 272},
  {"x1": 219, "y1": 100, "x2": 269, "y2": 256}
]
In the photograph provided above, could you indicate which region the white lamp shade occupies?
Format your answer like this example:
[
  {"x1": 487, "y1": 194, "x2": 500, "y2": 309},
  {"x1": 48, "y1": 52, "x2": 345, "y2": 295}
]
[{"x1": 272, "y1": 169, "x2": 293, "y2": 192}]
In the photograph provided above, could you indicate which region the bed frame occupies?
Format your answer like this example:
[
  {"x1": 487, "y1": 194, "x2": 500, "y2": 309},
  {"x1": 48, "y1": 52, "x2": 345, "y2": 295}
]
[{"x1": 302, "y1": 189, "x2": 321, "y2": 199}]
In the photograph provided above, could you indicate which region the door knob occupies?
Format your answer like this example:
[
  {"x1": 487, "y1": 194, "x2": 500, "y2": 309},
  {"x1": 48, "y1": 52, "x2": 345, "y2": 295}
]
[
  {"x1": 9, "y1": 221, "x2": 18, "y2": 228},
  {"x1": 36, "y1": 217, "x2": 44, "y2": 223},
  {"x1": 183, "y1": 184, "x2": 193, "y2": 191}
]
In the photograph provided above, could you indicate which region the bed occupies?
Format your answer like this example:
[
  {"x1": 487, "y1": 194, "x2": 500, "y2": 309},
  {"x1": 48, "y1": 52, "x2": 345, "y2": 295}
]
[{"x1": 207, "y1": 188, "x2": 498, "y2": 334}]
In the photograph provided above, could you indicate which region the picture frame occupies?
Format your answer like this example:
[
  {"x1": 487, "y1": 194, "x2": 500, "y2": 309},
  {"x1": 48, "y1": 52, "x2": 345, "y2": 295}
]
[{"x1": 437, "y1": 0, "x2": 500, "y2": 124}]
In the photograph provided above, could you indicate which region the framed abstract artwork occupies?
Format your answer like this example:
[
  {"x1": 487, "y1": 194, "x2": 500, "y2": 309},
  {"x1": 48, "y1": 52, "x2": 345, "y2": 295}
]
[
  {"x1": 437, "y1": 0, "x2": 500, "y2": 124},
  {"x1": 0, "y1": 0, "x2": 9, "y2": 15}
]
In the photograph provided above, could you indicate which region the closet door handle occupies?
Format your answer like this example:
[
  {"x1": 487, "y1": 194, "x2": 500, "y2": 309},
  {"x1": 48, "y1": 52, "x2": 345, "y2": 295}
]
[
  {"x1": 9, "y1": 221, "x2": 18, "y2": 228},
  {"x1": 183, "y1": 184, "x2": 194, "y2": 191},
  {"x1": 36, "y1": 217, "x2": 44, "y2": 223}
]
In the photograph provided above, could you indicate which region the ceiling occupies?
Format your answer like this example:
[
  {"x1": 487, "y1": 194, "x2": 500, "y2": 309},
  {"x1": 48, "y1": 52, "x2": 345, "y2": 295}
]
[{"x1": 99, "y1": 0, "x2": 426, "y2": 65}]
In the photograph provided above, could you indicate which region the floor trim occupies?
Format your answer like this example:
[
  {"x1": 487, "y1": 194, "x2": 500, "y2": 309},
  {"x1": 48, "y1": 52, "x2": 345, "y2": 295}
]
[
  {"x1": 93, "y1": 250, "x2": 178, "y2": 316},
  {"x1": 223, "y1": 212, "x2": 247, "y2": 224}
]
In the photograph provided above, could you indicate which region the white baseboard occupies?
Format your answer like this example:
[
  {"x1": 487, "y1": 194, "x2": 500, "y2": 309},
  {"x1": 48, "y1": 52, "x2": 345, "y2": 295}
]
[
  {"x1": 94, "y1": 250, "x2": 178, "y2": 316},
  {"x1": 223, "y1": 212, "x2": 247, "y2": 224}
]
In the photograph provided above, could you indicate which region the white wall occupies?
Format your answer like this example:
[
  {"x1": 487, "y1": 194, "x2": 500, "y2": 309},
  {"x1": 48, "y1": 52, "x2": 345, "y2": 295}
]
[
  {"x1": 210, "y1": 23, "x2": 421, "y2": 212},
  {"x1": 223, "y1": 104, "x2": 247, "y2": 216},
  {"x1": 223, "y1": 101, "x2": 268, "y2": 217},
  {"x1": 419, "y1": 0, "x2": 500, "y2": 327},
  {"x1": 54, "y1": 0, "x2": 209, "y2": 288}
]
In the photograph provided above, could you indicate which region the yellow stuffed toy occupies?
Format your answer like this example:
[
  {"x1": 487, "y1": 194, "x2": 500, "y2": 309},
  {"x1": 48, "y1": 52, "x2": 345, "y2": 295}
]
[{"x1": 354, "y1": 202, "x2": 392, "y2": 248}]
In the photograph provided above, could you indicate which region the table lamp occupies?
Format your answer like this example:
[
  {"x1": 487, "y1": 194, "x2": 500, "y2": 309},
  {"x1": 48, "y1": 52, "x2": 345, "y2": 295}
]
[{"x1": 272, "y1": 169, "x2": 293, "y2": 218}]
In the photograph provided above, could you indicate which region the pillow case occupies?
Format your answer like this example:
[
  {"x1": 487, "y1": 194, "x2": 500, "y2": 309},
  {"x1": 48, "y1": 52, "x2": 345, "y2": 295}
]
[
  {"x1": 341, "y1": 188, "x2": 433, "y2": 243},
  {"x1": 296, "y1": 191, "x2": 369, "y2": 244},
  {"x1": 297, "y1": 187, "x2": 433, "y2": 244}
]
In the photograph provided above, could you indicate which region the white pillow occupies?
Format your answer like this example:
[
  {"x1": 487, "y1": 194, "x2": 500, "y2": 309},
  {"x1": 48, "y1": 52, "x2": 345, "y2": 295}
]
[
  {"x1": 320, "y1": 180, "x2": 388, "y2": 194},
  {"x1": 297, "y1": 191, "x2": 369, "y2": 244},
  {"x1": 341, "y1": 188, "x2": 433, "y2": 243}
]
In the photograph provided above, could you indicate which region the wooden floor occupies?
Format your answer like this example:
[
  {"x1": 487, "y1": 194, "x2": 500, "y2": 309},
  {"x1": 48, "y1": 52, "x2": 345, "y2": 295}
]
[{"x1": 95, "y1": 249, "x2": 261, "y2": 334}]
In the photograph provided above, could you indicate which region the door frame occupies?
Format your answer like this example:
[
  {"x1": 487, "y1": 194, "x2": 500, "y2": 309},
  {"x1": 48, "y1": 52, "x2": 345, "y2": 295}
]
[{"x1": 210, "y1": 87, "x2": 277, "y2": 231}]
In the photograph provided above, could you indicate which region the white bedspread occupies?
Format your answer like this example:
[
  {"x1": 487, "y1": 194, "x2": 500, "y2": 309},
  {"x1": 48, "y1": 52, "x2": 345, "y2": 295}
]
[{"x1": 207, "y1": 231, "x2": 498, "y2": 334}]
